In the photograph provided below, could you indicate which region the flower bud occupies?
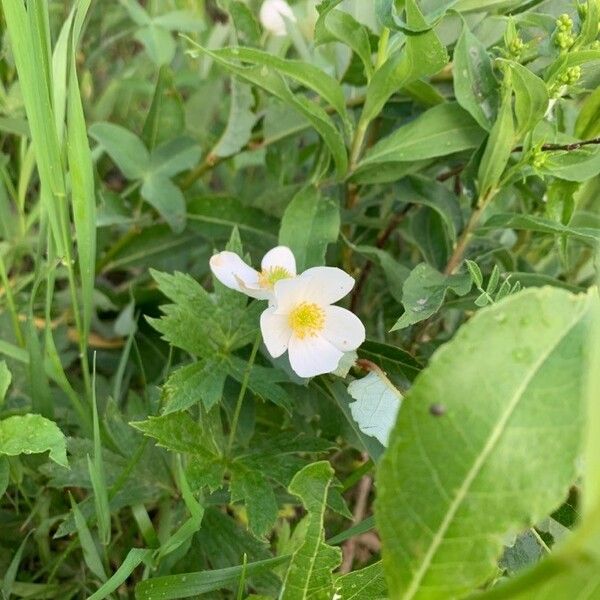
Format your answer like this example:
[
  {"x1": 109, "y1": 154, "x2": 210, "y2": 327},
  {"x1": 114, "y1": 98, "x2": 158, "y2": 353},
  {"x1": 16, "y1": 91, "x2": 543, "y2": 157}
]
[{"x1": 259, "y1": 0, "x2": 296, "y2": 37}]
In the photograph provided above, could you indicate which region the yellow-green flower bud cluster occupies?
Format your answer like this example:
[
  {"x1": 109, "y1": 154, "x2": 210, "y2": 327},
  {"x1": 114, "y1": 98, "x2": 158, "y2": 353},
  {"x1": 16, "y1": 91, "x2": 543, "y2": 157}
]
[{"x1": 554, "y1": 13, "x2": 575, "y2": 50}]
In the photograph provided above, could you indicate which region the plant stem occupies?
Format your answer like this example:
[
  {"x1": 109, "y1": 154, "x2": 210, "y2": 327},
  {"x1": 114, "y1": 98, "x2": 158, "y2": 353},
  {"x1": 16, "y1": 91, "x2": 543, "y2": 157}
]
[
  {"x1": 444, "y1": 203, "x2": 486, "y2": 275},
  {"x1": 227, "y1": 333, "x2": 261, "y2": 456},
  {"x1": 0, "y1": 252, "x2": 25, "y2": 346},
  {"x1": 349, "y1": 117, "x2": 369, "y2": 173}
]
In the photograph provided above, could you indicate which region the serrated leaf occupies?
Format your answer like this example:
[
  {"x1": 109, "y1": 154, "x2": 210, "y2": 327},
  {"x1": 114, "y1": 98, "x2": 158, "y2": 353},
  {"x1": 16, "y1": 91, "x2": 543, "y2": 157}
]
[
  {"x1": 161, "y1": 360, "x2": 227, "y2": 413},
  {"x1": 377, "y1": 287, "x2": 593, "y2": 599},
  {"x1": 453, "y1": 22, "x2": 499, "y2": 130},
  {"x1": 391, "y1": 263, "x2": 472, "y2": 330},
  {"x1": 0, "y1": 414, "x2": 68, "y2": 467},
  {"x1": 347, "y1": 369, "x2": 402, "y2": 446},
  {"x1": 279, "y1": 461, "x2": 342, "y2": 600},
  {"x1": 279, "y1": 186, "x2": 340, "y2": 272}
]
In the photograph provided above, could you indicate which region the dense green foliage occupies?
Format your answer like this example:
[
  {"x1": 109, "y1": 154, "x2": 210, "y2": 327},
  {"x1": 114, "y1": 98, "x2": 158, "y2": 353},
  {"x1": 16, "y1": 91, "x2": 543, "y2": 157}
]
[{"x1": 0, "y1": 0, "x2": 599, "y2": 598}]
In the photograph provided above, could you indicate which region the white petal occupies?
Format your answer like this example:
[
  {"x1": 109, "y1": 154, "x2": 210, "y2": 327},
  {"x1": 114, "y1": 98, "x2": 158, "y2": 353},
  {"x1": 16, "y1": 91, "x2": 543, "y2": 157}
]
[
  {"x1": 322, "y1": 306, "x2": 365, "y2": 352},
  {"x1": 272, "y1": 276, "x2": 311, "y2": 315},
  {"x1": 261, "y1": 246, "x2": 296, "y2": 276},
  {"x1": 299, "y1": 267, "x2": 355, "y2": 305},
  {"x1": 259, "y1": 0, "x2": 296, "y2": 36},
  {"x1": 288, "y1": 334, "x2": 343, "y2": 378},
  {"x1": 209, "y1": 251, "x2": 272, "y2": 299},
  {"x1": 260, "y1": 307, "x2": 291, "y2": 358}
]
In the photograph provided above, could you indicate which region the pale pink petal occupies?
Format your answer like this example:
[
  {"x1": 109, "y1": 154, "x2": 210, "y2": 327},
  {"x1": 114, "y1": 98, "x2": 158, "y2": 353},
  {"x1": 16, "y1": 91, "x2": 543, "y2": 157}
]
[
  {"x1": 288, "y1": 334, "x2": 343, "y2": 378},
  {"x1": 261, "y1": 246, "x2": 296, "y2": 276},
  {"x1": 322, "y1": 306, "x2": 365, "y2": 352},
  {"x1": 260, "y1": 307, "x2": 291, "y2": 358}
]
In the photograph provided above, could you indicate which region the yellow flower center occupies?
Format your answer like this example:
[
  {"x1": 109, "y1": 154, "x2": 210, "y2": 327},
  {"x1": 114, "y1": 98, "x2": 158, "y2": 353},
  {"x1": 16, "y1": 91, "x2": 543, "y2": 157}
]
[
  {"x1": 258, "y1": 266, "x2": 292, "y2": 289},
  {"x1": 288, "y1": 302, "x2": 325, "y2": 339}
]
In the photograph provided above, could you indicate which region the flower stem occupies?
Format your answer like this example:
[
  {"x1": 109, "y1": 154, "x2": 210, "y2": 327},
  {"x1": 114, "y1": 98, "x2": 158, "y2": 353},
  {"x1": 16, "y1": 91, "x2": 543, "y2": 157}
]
[{"x1": 227, "y1": 333, "x2": 261, "y2": 455}]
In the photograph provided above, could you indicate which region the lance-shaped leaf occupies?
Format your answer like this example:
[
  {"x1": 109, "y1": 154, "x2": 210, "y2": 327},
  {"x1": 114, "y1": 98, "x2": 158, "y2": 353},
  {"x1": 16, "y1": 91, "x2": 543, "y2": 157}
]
[
  {"x1": 376, "y1": 287, "x2": 594, "y2": 599},
  {"x1": 279, "y1": 461, "x2": 342, "y2": 599}
]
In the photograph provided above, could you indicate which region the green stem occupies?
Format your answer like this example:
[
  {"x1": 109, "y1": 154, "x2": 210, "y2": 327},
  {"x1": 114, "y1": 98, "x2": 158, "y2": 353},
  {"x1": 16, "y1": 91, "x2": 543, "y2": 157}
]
[
  {"x1": 0, "y1": 252, "x2": 25, "y2": 347},
  {"x1": 227, "y1": 334, "x2": 261, "y2": 456},
  {"x1": 349, "y1": 117, "x2": 369, "y2": 173}
]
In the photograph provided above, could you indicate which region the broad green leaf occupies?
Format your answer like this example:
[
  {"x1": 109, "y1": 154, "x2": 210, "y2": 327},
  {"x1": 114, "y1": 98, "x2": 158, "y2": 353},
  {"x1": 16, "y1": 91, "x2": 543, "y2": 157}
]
[
  {"x1": 135, "y1": 24, "x2": 175, "y2": 66},
  {"x1": 225, "y1": 0, "x2": 261, "y2": 45},
  {"x1": 153, "y1": 10, "x2": 205, "y2": 33},
  {"x1": 187, "y1": 41, "x2": 348, "y2": 176},
  {"x1": 347, "y1": 369, "x2": 403, "y2": 446},
  {"x1": 279, "y1": 461, "x2": 342, "y2": 600},
  {"x1": 89, "y1": 122, "x2": 149, "y2": 179},
  {"x1": 541, "y1": 147, "x2": 600, "y2": 182},
  {"x1": 377, "y1": 287, "x2": 593, "y2": 599},
  {"x1": 361, "y1": 0, "x2": 448, "y2": 126},
  {"x1": 334, "y1": 561, "x2": 387, "y2": 600},
  {"x1": 482, "y1": 213, "x2": 600, "y2": 244},
  {"x1": 0, "y1": 457, "x2": 8, "y2": 499},
  {"x1": 161, "y1": 360, "x2": 227, "y2": 413},
  {"x1": 478, "y1": 79, "x2": 515, "y2": 199},
  {"x1": 130, "y1": 412, "x2": 218, "y2": 460},
  {"x1": 230, "y1": 464, "x2": 278, "y2": 538},
  {"x1": 507, "y1": 61, "x2": 549, "y2": 138},
  {"x1": 134, "y1": 555, "x2": 289, "y2": 600},
  {"x1": 149, "y1": 136, "x2": 201, "y2": 178},
  {"x1": 391, "y1": 263, "x2": 472, "y2": 330},
  {"x1": 279, "y1": 186, "x2": 340, "y2": 272},
  {"x1": 0, "y1": 414, "x2": 68, "y2": 467},
  {"x1": 359, "y1": 103, "x2": 485, "y2": 168},
  {"x1": 453, "y1": 22, "x2": 499, "y2": 130},
  {"x1": 211, "y1": 79, "x2": 257, "y2": 158},
  {"x1": 0, "y1": 361, "x2": 11, "y2": 405},
  {"x1": 119, "y1": 0, "x2": 151, "y2": 26},
  {"x1": 141, "y1": 173, "x2": 187, "y2": 233},
  {"x1": 315, "y1": 0, "x2": 374, "y2": 81}
]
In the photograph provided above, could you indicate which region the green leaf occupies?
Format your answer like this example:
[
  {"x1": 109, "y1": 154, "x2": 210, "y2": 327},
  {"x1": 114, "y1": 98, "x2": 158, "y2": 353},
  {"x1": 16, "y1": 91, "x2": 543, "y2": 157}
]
[
  {"x1": 0, "y1": 414, "x2": 68, "y2": 467},
  {"x1": 391, "y1": 263, "x2": 472, "y2": 330},
  {"x1": 482, "y1": 213, "x2": 600, "y2": 244},
  {"x1": 134, "y1": 555, "x2": 289, "y2": 600},
  {"x1": 187, "y1": 41, "x2": 348, "y2": 176},
  {"x1": 0, "y1": 361, "x2": 11, "y2": 406},
  {"x1": 135, "y1": 24, "x2": 175, "y2": 66},
  {"x1": 359, "y1": 103, "x2": 484, "y2": 168},
  {"x1": 162, "y1": 360, "x2": 227, "y2": 413},
  {"x1": 279, "y1": 186, "x2": 340, "y2": 272},
  {"x1": 149, "y1": 136, "x2": 201, "y2": 178},
  {"x1": 465, "y1": 259, "x2": 483, "y2": 288},
  {"x1": 230, "y1": 464, "x2": 278, "y2": 538},
  {"x1": 279, "y1": 462, "x2": 342, "y2": 600},
  {"x1": 477, "y1": 79, "x2": 515, "y2": 199},
  {"x1": 142, "y1": 66, "x2": 185, "y2": 150},
  {"x1": 315, "y1": 0, "x2": 374, "y2": 81},
  {"x1": 347, "y1": 368, "x2": 403, "y2": 446},
  {"x1": 507, "y1": 61, "x2": 549, "y2": 138},
  {"x1": 541, "y1": 146, "x2": 600, "y2": 183},
  {"x1": 377, "y1": 287, "x2": 593, "y2": 599},
  {"x1": 88, "y1": 548, "x2": 152, "y2": 600},
  {"x1": 211, "y1": 79, "x2": 257, "y2": 158},
  {"x1": 361, "y1": 0, "x2": 448, "y2": 126},
  {"x1": 453, "y1": 22, "x2": 499, "y2": 130},
  {"x1": 216, "y1": 47, "x2": 351, "y2": 137},
  {"x1": 131, "y1": 412, "x2": 218, "y2": 460},
  {"x1": 576, "y1": 86, "x2": 600, "y2": 139},
  {"x1": 334, "y1": 561, "x2": 387, "y2": 600},
  {"x1": 0, "y1": 457, "x2": 8, "y2": 499},
  {"x1": 141, "y1": 173, "x2": 187, "y2": 233},
  {"x1": 89, "y1": 122, "x2": 149, "y2": 180},
  {"x1": 358, "y1": 340, "x2": 422, "y2": 384}
]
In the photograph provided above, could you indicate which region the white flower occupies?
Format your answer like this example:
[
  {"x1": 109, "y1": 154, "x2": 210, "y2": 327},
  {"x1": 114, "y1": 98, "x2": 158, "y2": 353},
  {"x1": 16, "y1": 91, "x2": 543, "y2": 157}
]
[
  {"x1": 259, "y1": 0, "x2": 296, "y2": 37},
  {"x1": 209, "y1": 245, "x2": 296, "y2": 301},
  {"x1": 260, "y1": 267, "x2": 365, "y2": 378}
]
